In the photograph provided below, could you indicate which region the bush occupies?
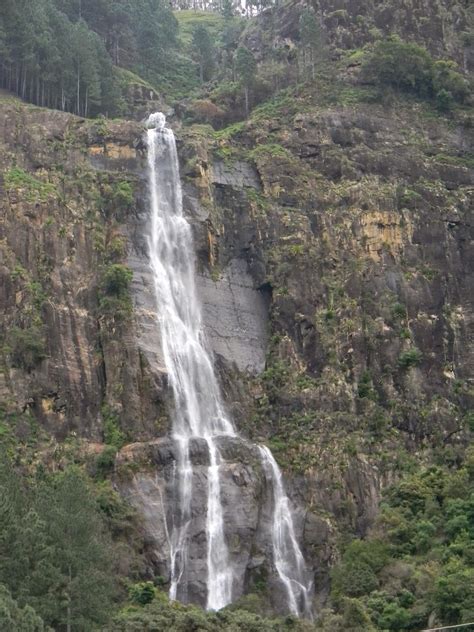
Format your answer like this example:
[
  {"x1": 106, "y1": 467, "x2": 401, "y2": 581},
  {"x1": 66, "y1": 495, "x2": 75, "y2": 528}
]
[
  {"x1": 113, "y1": 181, "x2": 134, "y2": 209},
  {"x1": 7, "y1": 326, "x2": 46, "y2": 371},
  {"x1": 188, "y1": 99, "x2": 225, "y2": 126},
  {"x1": 99, "y1": 264, "x2": 133, "y2": 320},
  {"x1": 0, "y1": 583, "x2": 45, "y2": 631},
  {"x1": 398, "y1": 348, "x2": 422, "y2": 369},
  {"x1": 436, "y1": 88, "x2": 455, "y2": 112},
  {"x1": 129, "y1": 581, "x2": 156, "y2": 606},
  {"x1": 102, "y1": 405, "x2": 126, "y2": 448},
  {"x1": 362, "y1": 36, "x2": 470, "y2": 106},
  {"x1": 332, "y1": 540, "x2": 389, "y2": 598},
  {"x1": 362, "y1": 37, "x2": 434, "y2": 97},
  {"x1": 4, "y1": 167, "x2": 57, "y2": 202},
  {"x1": 95, "y1": 445, "x2": 118, "y2": 478},
  {"x1": 102, "y1": 264, "x2": 133, "y2": 297}
]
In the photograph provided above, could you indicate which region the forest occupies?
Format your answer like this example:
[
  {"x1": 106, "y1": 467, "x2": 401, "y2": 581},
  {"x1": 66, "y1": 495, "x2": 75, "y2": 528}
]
[{"x1": 0, "y1": 0, "x2": 178, "y2": 116}]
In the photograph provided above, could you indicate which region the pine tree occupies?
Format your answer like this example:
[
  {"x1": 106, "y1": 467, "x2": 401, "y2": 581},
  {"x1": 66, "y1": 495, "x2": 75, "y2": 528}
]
[
  {"x1": 34, "y1": 467, "x2": 115, "y2": 631},
  {"x1": 235, "y1": 46, "x2": 256, "y2": 116},
  {"x1": 192, "y1": 25, "x2": 215, "y2": 84},
  {"x1": 299, "y1": 8, "x2": 325, "y2": 80},
  {"x1": 0, "y1": 459, "x2": 115, "y2": 632}
]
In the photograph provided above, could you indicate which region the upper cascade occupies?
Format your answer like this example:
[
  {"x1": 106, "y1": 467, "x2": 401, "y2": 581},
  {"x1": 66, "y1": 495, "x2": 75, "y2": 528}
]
[
  {"x1": 145, "y1": 112, "x2": 313, "y2": 617},
  {"x1": 146, "y1": 111, "x2": 166, "y2": 130}
]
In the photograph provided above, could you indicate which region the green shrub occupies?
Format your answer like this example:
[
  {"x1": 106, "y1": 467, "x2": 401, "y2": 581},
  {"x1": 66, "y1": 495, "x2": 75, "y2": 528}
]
[
  {"x1": 358, "y1": 370, "x2": 374, "y2": 399},
  {"x1": 95, "y1": 445, "x2": 118, "y2": 478},
  {"x1": 102, "y1": 405, "x2": 126, "y2": 448},
  {"x1": 362, "y1": 36, "x2": 470, "y2": 106},
  {"x1": 362, "y1": 37, "x2": 434, "y2": 97},
  {"x1": 7, "y1": 326, "x2": 46, "y2": 371},
  {"x1": 113, "y1": 181, "x2": 134, "y2": 209},
  {"x1": 432, "y1": 60, "x2": 470, "y2": 102},
  {"x1": 436, "y1": 88, "x2": 455, "y2": 112},
  {"x1": 99, "y1": 264, "x2": 133, "y2": 319},
  {"x1": 129, "y1": 581, "x2": 156, "y2": 606},
  {"x1": 4, "y1": 167, "x2": 57, "y2": 202},
  {"x1": 398, "y1": 348, "x2": 422, "y2": 369},
  {"x1": 102, "y1": 264, "x2": 133, "y2": 297},
  {"x1": 332, "y1": 540, "x2": 389, "y2": 598}
]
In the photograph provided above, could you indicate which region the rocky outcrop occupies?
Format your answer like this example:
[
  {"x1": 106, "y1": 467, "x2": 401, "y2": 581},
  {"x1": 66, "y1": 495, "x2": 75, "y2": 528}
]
[
  {"x1": 177, "y1": 96, "x2": 473, "y2": 598},
  {"x1": 114, "y1": 435, "x2": 307, "y2": 613},
  {"x1": 244, "y1": 0, "x2": 472, "y2": 72}
]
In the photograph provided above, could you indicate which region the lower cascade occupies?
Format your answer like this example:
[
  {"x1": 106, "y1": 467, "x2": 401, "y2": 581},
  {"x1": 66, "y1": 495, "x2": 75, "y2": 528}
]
[{"x1": 145, "y1": 112, "x2": 313, "y2": 616}]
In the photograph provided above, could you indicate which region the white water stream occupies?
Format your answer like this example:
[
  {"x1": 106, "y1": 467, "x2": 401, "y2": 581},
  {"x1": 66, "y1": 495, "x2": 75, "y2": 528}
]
[{"x1": 145, "y1": 112, "x2": 312, "y2": 615}]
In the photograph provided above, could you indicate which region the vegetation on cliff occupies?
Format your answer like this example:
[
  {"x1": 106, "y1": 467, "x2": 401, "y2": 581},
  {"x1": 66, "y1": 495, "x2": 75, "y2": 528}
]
[{"x1": 0, "y1": 0, "x2": 473, "y2": 629}]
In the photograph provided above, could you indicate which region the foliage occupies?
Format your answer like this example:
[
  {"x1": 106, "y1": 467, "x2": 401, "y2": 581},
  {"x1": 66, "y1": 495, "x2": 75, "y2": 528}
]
[
  {"x1": 112, "y1": 181, "x2": 134, "y2": 209},
  {"x1": 299, "y1": 9, "x2": 327, "y2": 79},
  {"x1": 362, "y1": 37, "x2": 470, "y2": 108},
  {"x1": 106, "y1": 590, "x2": 317, "y2": 631},
  {"x1": 4, "y1": 168, "x2": 57, "y2": 202},
  {"x1": 0, "y1": 458, "x2": 116, "y2": 631},
  {"x1": 329, "y1": 456, "x2": 474, "y2": 630},
  {"x1": 357, "y1": 371, "x2": 376, "y2": 400},
  {"x1": 235, "y1": 46, "x2": 257, "y2": 115},
  {"x1": 99, "y1": 263, "x2": 133, "y2": 319},
  {"x1": 129, "y1": 582, "x2": 156, "y2": 606},
  {"x1": 102, "y1": 264, "x2": 133, "y2": 297},
  {"x1": 332, "y1": 540, "x2": 389, "y2": 599},
  {"x1": 7, "y1": 326, "x2": 47, "y2": 371},
  {"x1": 398, "y1": 348, "x2": 422, "y2": 369},
  {"x1": 0, "y1": 584, "x2": 46, "y2": 632},
  {"x1": 192, "y1": 25, "x2": 215, "y2": 83},
  {"x1": 0, "y1": 0, "x2": 177, "y2": 116},
  {"x1": 101, "y1": 404, "x2": 126, "y2": 451}
]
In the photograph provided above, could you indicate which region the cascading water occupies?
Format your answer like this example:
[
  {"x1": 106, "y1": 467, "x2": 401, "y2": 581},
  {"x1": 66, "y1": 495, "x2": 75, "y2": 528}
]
[
  {"x1": 259, "y1": 446, "x2": 313, "y2": 617},
  {"x1": 145, "y1": 112, "x2": 312, "y2": 615}
]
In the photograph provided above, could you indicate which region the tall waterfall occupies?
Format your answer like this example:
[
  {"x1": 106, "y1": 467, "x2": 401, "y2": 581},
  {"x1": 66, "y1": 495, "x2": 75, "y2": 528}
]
[{"x1": 145, "y1": 112, "x2": 312, "y2": 616}]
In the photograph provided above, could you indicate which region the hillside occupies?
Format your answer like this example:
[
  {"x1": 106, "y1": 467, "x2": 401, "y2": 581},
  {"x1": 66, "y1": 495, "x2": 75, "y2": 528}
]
[{"x1": 0, "y1": 0, "x2": 473, "y2": 630}]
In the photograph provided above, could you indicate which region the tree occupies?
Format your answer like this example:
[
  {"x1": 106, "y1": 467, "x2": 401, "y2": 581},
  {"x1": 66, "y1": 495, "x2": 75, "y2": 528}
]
[
  {"x1": 299, "y1": 8, "x2": 326, "y2": 80},
  {"x1": 221, "y1": 0, "x2": 234, "y2": 19},
  {"x1": 362, "y1": 37, "x2": 434, "y2": 97},
  {"x1": 0, "y1": 0, "x2": 178, "y2": 116},
  {"x1": 192, "y1": 25, "x2": 215, "y2": 84},
  {"x1": 33, "y1": 468, "x2": 115, "y2": 631},
  {"x1": 0, "y1": 458, "x2": 115, "y2": 632},
  {"x1": 235, "y1": 46, "x2": 256, "y2": 116},
  {"x1": 0, "y1": 584, "x2": 45, "y2": 632}
]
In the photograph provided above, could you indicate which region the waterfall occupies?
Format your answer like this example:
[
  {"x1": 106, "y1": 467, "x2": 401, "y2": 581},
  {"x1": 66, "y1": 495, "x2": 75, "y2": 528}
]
[
  {"x1": 145, "y1": 112, "x2": 312, "y2": 615},
  {"x1": 258, "y1": 446, "x2": 313, "y2": 617}
]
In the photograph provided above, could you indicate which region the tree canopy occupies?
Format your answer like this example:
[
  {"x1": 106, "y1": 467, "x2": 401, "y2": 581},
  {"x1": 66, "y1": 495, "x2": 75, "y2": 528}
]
[{"x1": 0, "y1": 0, "x2": 177, "y2": 116}]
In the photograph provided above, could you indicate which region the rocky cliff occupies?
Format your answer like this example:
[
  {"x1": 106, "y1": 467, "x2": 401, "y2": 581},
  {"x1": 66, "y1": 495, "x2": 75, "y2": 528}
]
[
  {"x1": 0, "y1": 0, "x2": 473, "y2": 614},
  {"x1": 1, "y1": 77, "x2": 472, "y2": 611}
]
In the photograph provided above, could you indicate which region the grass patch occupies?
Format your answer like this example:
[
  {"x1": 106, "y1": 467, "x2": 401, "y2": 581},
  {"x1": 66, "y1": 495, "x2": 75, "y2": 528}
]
[
  {"x1": 4, "y1": 167, "x2": 57, "y2": 202},
  {"x1": 174, "y1": 10, "x2": 228, "y2": 47}
]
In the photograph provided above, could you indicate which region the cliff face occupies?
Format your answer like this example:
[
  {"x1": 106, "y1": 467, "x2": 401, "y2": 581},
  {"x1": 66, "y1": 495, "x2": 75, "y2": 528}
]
[
  {"x1": 0, "y1": 60, "x2": 472, "y2": 610},
  {"x1": 0, "y1": 97, "x2": 162, "y2": 442},
  {"x1": 176, "y1": 95, "x2": 473, "y2": 600},
  {"x1": 246, "y1": 0, "x2": 472, "y2": 71}
]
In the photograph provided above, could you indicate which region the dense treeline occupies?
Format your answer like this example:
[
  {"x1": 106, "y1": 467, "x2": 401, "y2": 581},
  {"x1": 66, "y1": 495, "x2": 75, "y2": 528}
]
[
  {"x1": 171, "y1": 0, "x2": 276, "y2": 17},
  {"x1": 325, "y1": 449, "x2": 474, "y2": 631},
  {"x1": 0, "y1": 0, "x2": 177, "y2": 116},
  {"x1": 0, "y1": 457, "x2": 117, "y2": 630}
]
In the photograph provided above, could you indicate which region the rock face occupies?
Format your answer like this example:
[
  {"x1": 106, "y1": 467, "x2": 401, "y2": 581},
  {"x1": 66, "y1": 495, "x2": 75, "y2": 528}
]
[
  {"x1": 115, "y1": 436, "x2": 298, "y2": 612},
  {"x1": 198, "y1": 260, "x2": 270, "y2": 374},
  {"x1": 245, "y1": 0, "x2": 472, "y2": 72},
  {"x1": 1, "y1": 77, "x2": 472, "y2": 611}
]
